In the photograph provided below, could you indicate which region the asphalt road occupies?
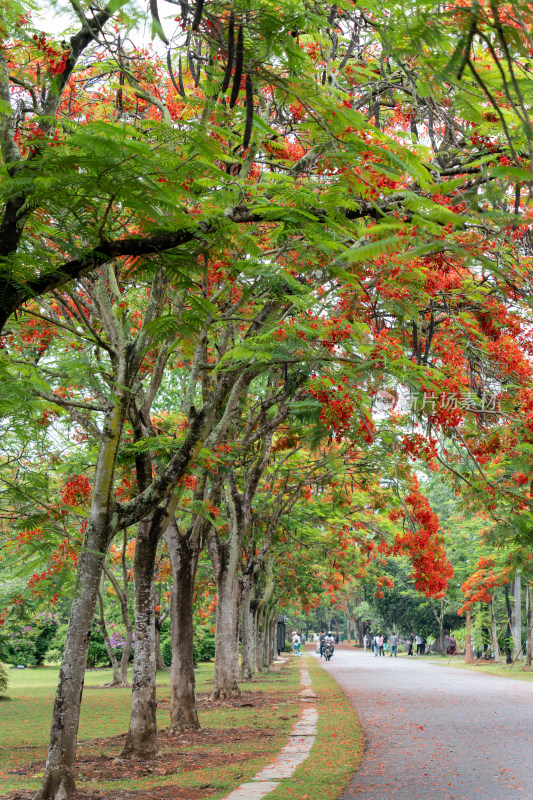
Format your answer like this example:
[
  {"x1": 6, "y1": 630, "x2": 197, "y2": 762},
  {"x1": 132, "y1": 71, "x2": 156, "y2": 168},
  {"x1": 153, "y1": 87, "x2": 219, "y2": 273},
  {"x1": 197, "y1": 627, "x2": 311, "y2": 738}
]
[{"x1": 320, "y1": 647, "x2": 533, "y2": 800}]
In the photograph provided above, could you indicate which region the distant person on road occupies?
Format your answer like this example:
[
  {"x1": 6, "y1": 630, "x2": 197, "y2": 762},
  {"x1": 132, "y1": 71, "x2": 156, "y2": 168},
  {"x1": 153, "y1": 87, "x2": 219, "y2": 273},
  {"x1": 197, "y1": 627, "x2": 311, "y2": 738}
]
[
  {"x1": 390, "y1": 632, "x2": 398, "y2": 657},
  {"x1": 363, "y1": 633, "x2": 368, "y2": 652},
  {"x1": 292, "y1": 631, "x2": 301, "y2": 656},
  {"x1": 383, "y1": 634, "x2": 389, "y2": 655},
  {"x1": 378, "y1": 634, "x2": 384, "y2": 656},
  {"x1": 449, "y1": 634, "x2": 457, "y2": 656},
  {"x1": 372, "y1": 633, "x2": 379, "y2": 657},
  {"x1": 415, "y1": 634, "x2": 423, "y2": 655},
  {"x1": 407, "y1": 633, "x2": 414, "y2": 656}
]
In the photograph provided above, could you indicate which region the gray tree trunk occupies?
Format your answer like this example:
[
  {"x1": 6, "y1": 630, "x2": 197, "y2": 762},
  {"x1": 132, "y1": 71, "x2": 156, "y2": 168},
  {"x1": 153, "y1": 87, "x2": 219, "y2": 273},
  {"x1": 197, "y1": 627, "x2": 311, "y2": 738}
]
[
  {"x1": 255, "y1": 607, "x2": 263, "y2": 672},
  {"x1": 121, "y1": 507, "x2": 171, "y2": 760},
  {"x1": 165, "y1": 521, "x2": 201, "y2": 733},
  {"x1": 526, "y1": 585, "x2": 532, "y2": 668},
  {"x1": 241, "y1": 573, "x2": 256, "y2": 681},
  {"x1": 212, "y1": 556, "x2": 242, "y2": 699},
  {"x1": 512, "y1": 574, "x2": 522, "y2": 660},
  {"x1": 490, "y1": 597, "x2": 500, "y2": 663},
  {"x1": 36, "y1": 392, "x2": 129, "y2": 800}
]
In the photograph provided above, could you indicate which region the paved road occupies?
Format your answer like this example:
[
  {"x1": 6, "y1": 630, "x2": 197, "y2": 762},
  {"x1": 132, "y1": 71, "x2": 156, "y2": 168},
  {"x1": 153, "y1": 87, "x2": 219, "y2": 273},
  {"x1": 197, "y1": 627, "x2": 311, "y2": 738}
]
[{"x1": 320, "y1": 648, "x2": 533, "y2": 800}]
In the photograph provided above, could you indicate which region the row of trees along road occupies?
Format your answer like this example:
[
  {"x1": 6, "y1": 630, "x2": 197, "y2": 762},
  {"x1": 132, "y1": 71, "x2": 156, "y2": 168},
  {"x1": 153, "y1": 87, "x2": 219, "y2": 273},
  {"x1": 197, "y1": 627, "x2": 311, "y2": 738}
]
[{"x1": 2, "y1": 0, "x2": 533, "y2": 798}]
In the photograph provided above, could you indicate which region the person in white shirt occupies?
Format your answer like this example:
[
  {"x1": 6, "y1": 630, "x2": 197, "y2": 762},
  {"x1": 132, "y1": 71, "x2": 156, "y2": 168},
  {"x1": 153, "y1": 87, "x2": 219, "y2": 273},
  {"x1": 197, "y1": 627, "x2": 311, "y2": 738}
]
[
  {"x1": 292, "y1": 631, "x2": 301, "y2": 656},
  {"x1": 324, "y1": 630, "x2": 335, "y2": 658}
]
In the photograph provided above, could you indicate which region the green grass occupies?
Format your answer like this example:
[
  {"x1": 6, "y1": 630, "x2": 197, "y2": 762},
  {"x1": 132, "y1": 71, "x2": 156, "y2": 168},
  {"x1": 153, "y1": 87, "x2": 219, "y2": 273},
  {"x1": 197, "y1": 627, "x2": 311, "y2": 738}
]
[
  {"x1": 436, "y1": 658, "x2": 533, "y2": 682},
  {"x1": 266, "y1": 655, "x2": 364, "y2": 800},
  {"x1": 0, "y1": 657, "x2": 364, "y2": 800},
  {"x1": 0, "y1": 661, "x2": 300, "y2": 797}
]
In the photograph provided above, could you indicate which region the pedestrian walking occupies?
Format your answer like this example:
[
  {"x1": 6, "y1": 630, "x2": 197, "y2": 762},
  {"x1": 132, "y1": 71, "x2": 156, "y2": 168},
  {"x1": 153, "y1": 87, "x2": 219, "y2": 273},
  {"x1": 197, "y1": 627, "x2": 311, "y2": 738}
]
[
  {"x1": 378, "y1": 634, "x2": 384, "y2": 656},
  {"x1": 390, "y1": 632, "x2": 398, "y2": 657},
  {"x1": 415, "y1": 634, "x2": 422, "y2": 655},
  {"x1": 407, "y1": 633, "x2": 414, "y2": 656},
  {"x1": 363, "y1": 633, "x2": 368, "y2": 652},
  {"x1": 372, "y1": 633, "x2": 379, "y2": 657},
  {"x1": 449, "y1": 634, "x2": 456, "y2": 656},
  {"x1": 292, "y1": 631, "x2": 301, "y2": 656}
]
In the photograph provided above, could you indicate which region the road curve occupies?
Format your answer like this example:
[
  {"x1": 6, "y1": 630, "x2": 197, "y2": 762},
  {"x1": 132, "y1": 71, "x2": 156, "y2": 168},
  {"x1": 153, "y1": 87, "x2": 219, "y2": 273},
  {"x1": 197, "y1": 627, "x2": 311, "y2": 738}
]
[{"x1": 319, "y1": 647, "x2": 533, "y2": 800}]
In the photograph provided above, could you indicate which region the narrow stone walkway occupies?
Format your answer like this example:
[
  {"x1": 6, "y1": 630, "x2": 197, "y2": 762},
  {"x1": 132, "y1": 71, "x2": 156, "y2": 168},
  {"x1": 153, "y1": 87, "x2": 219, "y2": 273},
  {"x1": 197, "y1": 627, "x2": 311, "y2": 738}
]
[{"x1": 221, "y1": 659, "x2": 318, "y2": 800}]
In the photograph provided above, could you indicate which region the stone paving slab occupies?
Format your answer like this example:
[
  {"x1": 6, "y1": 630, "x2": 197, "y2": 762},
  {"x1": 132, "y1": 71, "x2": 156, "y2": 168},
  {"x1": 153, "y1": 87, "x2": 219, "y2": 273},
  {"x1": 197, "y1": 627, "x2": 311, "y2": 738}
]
[{"x1": 222, "y1": 781, "x2": 280, "y2": 800}]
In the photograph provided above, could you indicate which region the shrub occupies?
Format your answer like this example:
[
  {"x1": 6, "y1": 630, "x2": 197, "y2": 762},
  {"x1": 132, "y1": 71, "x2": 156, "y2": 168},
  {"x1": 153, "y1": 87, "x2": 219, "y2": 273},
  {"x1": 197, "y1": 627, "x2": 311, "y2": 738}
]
[
  {"x1": 0, "y1": 661, "x2": 9, "y2": 696},
  {"x1": 6, "y1": 637, "x2": 35, "y2": 667},
  {"x1": 4, "y1": 613, "x2": 59, "y2": 667},
  {"x1": 161, "y1": 636, "x2": 205, "y2": 666},
  {"x1": 198, "y1": 632, "x2": 215, "y2": 661},
  {"x1": 161, "y1": 637, "x2": 172, "y2": 667}
]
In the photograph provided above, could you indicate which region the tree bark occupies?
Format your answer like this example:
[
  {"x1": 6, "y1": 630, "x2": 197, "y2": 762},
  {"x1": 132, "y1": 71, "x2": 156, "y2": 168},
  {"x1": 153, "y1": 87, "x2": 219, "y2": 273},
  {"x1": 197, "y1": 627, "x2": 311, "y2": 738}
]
[
  {"x1": 526, "y1": 585, "x2": 532, "y2": 668},
  {"x1": 505, "y1": 584, "x2": 513, "y2": 664},
  {"x1": 439, "y1": 597, "x2": 445, "y2": 655},
  {"x1": 212, "y1": 553, "x2": 242, "y2": 699},
  {"x1": 464, "y1": 608, "x2": 474, "y2": 662},
  {"x1": 36, "y1": 392, "x2": 128, "y2": 800},
  {"x1": 490, "y1": 597, "x2": 499, "y2": 663},
  {"x1": 512, "y1": 574, "x2": 522, "y2": 660},
  {"x1": 241, "y1": 572, "x2": 256, "y2": 681},
  {"x1": 255, "y1": 607, "x2": 263, "y2": 672},
  {"x1": 164, "y1": 521, "x2": 201, "y2": 733},
  {"x1": 121, "y1": 506, "x2": 171, "y2": 760}
]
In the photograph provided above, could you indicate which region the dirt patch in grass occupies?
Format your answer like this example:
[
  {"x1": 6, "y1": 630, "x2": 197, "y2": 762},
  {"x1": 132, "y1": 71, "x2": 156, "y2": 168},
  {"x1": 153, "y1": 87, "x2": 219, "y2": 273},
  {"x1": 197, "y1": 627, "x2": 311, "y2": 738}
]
[
  {"x1": 3, "y1": 726, "x2": 280, "y2": 800},
  {"x1": 4, "y1": 788, "x2": 218, "y2": 800},
  {"x1": 9, "y1": 726, "x2": 276, "y2": 777}
]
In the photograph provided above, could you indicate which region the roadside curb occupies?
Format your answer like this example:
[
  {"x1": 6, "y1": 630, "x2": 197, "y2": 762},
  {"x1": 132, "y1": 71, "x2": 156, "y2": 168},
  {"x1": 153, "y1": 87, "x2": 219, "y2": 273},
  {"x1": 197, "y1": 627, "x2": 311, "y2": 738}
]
[{"x1": 220, "y1": 658, "x2": 317, "y2": 800}]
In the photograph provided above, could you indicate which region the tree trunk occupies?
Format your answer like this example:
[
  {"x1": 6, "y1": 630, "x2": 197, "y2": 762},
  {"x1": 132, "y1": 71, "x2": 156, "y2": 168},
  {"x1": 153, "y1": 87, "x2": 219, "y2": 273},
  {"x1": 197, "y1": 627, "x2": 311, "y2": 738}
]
[
  {"x1": 36, "y1": 522, "x2": 115, "y2": 799},
  {"x1": 490, "y1": 597, "x2": 499, "y2": 663},
  {"x1": 165, "y1": 521, "x2": 201, "y2": 733},
  {"x1": 121, "y1": 511, "x2": 166, "y2": 760},
  {"x1": 269, "y1": 613, "x2": 277, "y2": 664},
  {"x1": 261, "y1": 609, "x2": 273, "y2": 669},
  {"x1": 464, "y1": 608, "x2": 474, "y2": 662},
  {"x1": 241, "y1": 573, "x2": 256, "y2": 681},
  {"x1": 439, "y1": 598, "x2": 445, "y2": 655},
  {"x1": 526, "y1": 585, "x2": 532, "y2": 668},
  {"x1": 121, "y1": 610, "x2": 133, "y2": 683},
  {"x1": 37, "y1": 395, "x2": 128, "y2": 800},
  {"x1": 97, "y1": 587, "x2": 122, "y2": 686},
  {"x1": 255, "y1": 607, "x2": 263, "y2": 672},
  {"x1": 212, "y1": 563, "x2": 242, "y2": 699},
  {"x1": 512, "y1": 574, "x2": 522, "y2": 660},
  {"x1": 505, "y1": 584, "x2": 513, "y2": 664}
]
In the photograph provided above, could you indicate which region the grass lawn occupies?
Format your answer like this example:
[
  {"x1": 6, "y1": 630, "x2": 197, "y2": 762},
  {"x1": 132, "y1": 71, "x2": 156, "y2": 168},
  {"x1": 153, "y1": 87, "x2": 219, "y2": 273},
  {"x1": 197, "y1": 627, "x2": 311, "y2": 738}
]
[
  {"x1": 0, "y1": 660, "x2": 301, "y2": 799},
  {"x1": 433, "y1": 656, "x2": 533, "y2": 682}
]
